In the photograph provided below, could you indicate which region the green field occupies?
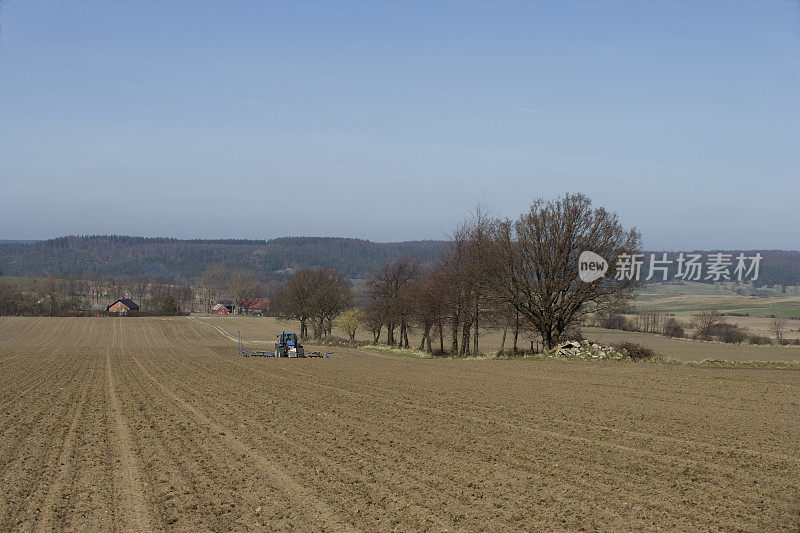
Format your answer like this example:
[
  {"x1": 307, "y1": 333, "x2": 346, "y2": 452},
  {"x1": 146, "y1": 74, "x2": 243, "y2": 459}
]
[{"x1": 635, "y1": 282, "x2": 800, "y2": 318}]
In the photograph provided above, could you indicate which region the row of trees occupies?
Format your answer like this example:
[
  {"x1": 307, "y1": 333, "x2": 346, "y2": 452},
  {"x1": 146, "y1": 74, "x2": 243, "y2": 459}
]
[
  {"x1": 0, "y1": 275, "x2": 196, "y2": 317},
  {"x1": 0, "y1": 263, "x2": 278, "y2": 317},
  {"x1": 595, "y1": 308, "x2": 798, "y2": 345},
  {"x1": 274, "y1": 194, "x2": 641, "y2": 354},
  {"x1": 361, "y1": 195, "x2": 639, "y2": 354},
  {"x1": 271, "y1": 269, "x2": 352, "y2": 339}
]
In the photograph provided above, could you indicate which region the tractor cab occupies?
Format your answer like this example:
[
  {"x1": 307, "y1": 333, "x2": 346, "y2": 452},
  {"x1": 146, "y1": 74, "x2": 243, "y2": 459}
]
[{"x1": 275, "y1": 332, "x2": 305, "y2": 358}]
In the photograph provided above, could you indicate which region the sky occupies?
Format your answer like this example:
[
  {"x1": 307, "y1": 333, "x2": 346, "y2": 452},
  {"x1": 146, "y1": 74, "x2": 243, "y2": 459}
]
[{"x1": 0, "y1": 1, "x2": 799, "y2": 249}]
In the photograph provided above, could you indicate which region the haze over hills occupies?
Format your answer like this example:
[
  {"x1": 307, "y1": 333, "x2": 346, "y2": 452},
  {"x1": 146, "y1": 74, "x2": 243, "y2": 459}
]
[{"x1": 0, "y1": 235, "x2": 799, "y2": 287}]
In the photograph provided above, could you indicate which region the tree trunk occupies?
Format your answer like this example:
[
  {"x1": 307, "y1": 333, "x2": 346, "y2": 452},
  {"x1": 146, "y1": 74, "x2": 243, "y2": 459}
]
[
  {"x1": 498, "y1": 326, "x2": 507, "y2": 355},
  {"x1": 438, "y1": 321, "x2": 445, "y2": 354},
  {"x1": 418, "y1": 323, "x2": 431, "y2": 352},
  {"x1": 513, "y1": 310, "x2": 520, "y2": 354},
  {"x1": 473, "y1": 298, "x2": 479, "y2": 355},
  {"x1": 450, "y1": 319, "x2": 459, "y2": 355},
  {"x1": 542, "y1": 328, "x2": 554, "y2": 351},
  {"x1": 419, "y1": 324, "x2": 433, "y2": 353},
  {"x1": 460, "y1": 322, "x2": 471, "y2": 356}
]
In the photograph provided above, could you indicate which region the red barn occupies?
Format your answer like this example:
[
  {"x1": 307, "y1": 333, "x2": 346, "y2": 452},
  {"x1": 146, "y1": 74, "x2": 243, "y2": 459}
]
[
  {"x1": 238, "y1": 297, "x2": 270, "y2": 316},
  {"x1": 211, "y1": 303, "x2": 231, "y2": 315}
]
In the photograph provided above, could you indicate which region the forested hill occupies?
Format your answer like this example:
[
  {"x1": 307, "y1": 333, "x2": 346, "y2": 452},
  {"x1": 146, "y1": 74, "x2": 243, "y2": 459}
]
[
  {"x1": 1, "y1": 236, "x2": 799, "y2": 287},
  {"x1": 0, "y1": 236, "x2": 449, "y2": 279}
]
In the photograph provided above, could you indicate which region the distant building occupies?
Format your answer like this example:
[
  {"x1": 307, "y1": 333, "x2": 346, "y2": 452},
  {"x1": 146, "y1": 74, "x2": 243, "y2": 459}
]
[
  {"x1": 238, "y1": 297, "x2": 270, "y2": 316},
  {"x1": 211, "y1": 303, "x2": 231, "y2": 315},
  {"x1": 106, "y1": 298, "x2": 140, "y2": 315}
]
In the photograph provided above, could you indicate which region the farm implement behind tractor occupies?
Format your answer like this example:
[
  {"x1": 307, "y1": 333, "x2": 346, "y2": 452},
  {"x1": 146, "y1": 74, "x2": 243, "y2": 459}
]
[{"x1": 237, "y1": 331, "x2": 332, "y2": 358}]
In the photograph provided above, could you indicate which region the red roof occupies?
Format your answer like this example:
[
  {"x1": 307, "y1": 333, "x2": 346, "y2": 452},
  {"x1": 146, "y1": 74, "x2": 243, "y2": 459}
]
[{"x1": 239, "y1": 297, "x2": 270, "y2": 310}]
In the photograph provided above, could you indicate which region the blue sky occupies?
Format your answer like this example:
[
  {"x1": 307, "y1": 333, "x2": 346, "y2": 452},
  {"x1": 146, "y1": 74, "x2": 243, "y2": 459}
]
[{"x1": 1, "y1": 1, "x2": 798, "y2": 249}]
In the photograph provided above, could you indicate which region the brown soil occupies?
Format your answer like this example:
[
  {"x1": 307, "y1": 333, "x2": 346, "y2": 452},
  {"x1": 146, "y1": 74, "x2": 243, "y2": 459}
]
[{"x1": 1, "y1": 316, "x2": 798, "y2": 530}]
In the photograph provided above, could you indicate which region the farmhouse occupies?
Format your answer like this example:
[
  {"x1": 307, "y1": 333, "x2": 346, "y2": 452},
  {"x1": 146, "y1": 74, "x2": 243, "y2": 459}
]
[
  {"x1": 211, "y1": 303, "x2": 231, "y2": 315},
  {"x1": 238, "y1": 297, "x2": 270, "y2": 316},
  {"x1": 106, "y1": 298, "x2": 140, "y2": 314}
]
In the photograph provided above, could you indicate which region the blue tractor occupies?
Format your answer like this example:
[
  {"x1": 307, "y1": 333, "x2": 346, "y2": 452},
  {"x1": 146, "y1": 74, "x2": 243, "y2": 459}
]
[{"x1": 275, "y1": 332, "x2": 305, "y2": 358}]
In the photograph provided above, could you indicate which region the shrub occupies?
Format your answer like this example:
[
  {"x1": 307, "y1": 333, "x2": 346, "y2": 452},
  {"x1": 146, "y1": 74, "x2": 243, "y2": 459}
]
[
  {"x1": 748, "y1": 334, "x2": 772, "y2": 345},
  {"x1": 778, "y1": 338, "x2": 800, "y2": 346},
  {"x1": 612, "y1": 342, "x2": 658, "y2": 361},
  {"x1": 598, "y1": 312, "x2": 634, "y2": 331},
  {"x1": 663, "y1": 317, "x2": 685, "y2": 338},
  {"x1": 716, "y1": 323, "x2": 748, "y2": 344},
  {"x1": 335, "y1": 308, "x2": 365, "y2": 340},
  {"x1": 159, "y1": 295, "x2": 178, "y2": 315},
  {"x1": 690, "y1": 311, "x2": 726, "y2": 340}
]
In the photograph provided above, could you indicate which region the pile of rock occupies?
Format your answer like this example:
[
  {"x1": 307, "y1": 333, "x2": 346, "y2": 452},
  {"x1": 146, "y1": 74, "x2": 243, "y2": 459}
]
[{"x1": 548, "y1": 340, "x2": 630, "y2": 361}]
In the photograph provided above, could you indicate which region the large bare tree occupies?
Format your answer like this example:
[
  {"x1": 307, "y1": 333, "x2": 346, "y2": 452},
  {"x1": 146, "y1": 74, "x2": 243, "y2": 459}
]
[{"x1": 491, "y1": 193, "x2": 641, "y2": 350}]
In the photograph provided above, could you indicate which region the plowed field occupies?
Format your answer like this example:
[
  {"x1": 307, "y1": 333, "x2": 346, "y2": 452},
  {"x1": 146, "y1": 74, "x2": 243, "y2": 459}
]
[{"x1": 1, "y1": 317, "x2": 798, "y2": 530}]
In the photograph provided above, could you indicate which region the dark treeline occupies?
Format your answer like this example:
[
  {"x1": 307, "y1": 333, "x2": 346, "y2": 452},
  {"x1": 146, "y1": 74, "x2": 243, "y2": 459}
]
[
  {"x1": 2, "y1": 235, "x2": 798, "y2": 289},
  {"x1": 0, "y1": 236, "x2": 448, "y2": 279},
  {"x1": 634, "y1": 250, "x2": 800, "y2": 289}
]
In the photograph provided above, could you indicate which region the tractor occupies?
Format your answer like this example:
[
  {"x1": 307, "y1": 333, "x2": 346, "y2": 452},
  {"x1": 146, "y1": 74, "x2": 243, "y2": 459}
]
[{"x1": 275, "y1": 332, "x2": 305, "y2": 358}]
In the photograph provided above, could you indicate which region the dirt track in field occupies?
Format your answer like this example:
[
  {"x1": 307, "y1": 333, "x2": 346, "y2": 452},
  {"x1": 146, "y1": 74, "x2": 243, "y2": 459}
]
[{"x1": 0, "y1": 317, "x2": 798, "y2": 531}]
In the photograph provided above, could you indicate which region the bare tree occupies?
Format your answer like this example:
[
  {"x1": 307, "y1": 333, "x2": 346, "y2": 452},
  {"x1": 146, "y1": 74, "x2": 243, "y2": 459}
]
[
  {"x1": 364, "y1": 302, "x2": 385, "y2": 344},
  {"x1": 273, "y1": 275, "x2": 311, "y2": 339},
  {"x1": 173, "y1": 284, "x2": 194, "y2": 313},
  {"x1": 199, "y1": 264, "x2": 227, "y2": 313},
  {"x1": 311, "y1": 269, "x2": 352, "y2": 339},
  {"x1": 367, "y1": 258, "x2": 420, "y2": 347},
  {"x1": 460, "y1": 205, "x2": 495, "y2": 355},
  {"x1": 410, "y1": 270, "x2": 448, "y2": 354},
  {"x1": 438, "y1": 243, "x2": 468, "y2": 354},
  {"x1": 690, "y1": 311, "x2": 726, "y2": 340},
  {"x1": 491, "y1": 193, "x2": 642, "y2": 350},
  {"x1": 274, "y1": 268, "x2": 352, "y2": 340},
  {"x1": 130, "y1": 276, "x2": 149, "y2": 304},
  {"x1": 229, "y1": 268, "x2": 262, "y2": 311},
  {"x1": 770, "y1": 316, "x2": 788, "y2": 342},
  {"x1": 0, "y1": 279, "x2": 23, "y2": 316}
]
